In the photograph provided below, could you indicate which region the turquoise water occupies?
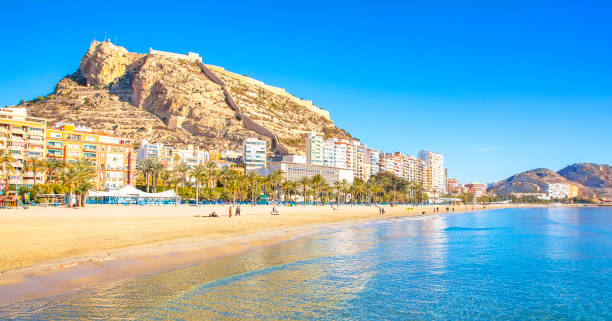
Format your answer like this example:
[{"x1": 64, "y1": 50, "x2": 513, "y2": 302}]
[{"x1": 2, "y1": 207, "x2": 611, "y2": 320}]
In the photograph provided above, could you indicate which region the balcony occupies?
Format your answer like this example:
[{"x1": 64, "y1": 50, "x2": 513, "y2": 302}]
[
  {"x1": 10, "y1": 127, "x2": 24, "y2": 134},
  {"x1": 8, "y1": 145, "x2": 23, "y2": 151}
]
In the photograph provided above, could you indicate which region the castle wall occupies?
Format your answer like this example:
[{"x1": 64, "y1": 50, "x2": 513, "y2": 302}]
[{"x1": 149, "y1": 49, "x2": 202, "y2": 63}]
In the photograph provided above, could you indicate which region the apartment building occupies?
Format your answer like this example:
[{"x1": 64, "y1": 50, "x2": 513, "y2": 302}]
[
  {"x1": 137, "y1": 139, "x2": 175, "y2": 169},
  {"x1": 381, "y1": 152, "x2": 425, "y2": 185},
  {"x1": 0, "y1": 108, "x2": 47, "y2": 188},
  {"x1": 305, "y1": 133, "x2": 324, "y2": 166},
  {"x1": 243, "y1": 137, "x2": 266, "y2": 170},
  {"x1": 547, "y1": 183, "x2": 570, "y2": 199},
  {"x1": 366, "y1": 148, "x2": 383, "y2": 176},
  {"x1": 418, "y1": 150, "x2": 446, "y2": 194},
  {"x1": 46, "y1": 124, "x2": 135, "y2": 190}
]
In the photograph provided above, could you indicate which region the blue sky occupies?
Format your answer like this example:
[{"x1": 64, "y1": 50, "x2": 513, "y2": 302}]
[{"x1": 1, "y1": 1, "x2": 610, "y2": 183}]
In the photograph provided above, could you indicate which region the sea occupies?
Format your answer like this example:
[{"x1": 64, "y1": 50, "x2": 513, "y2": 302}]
[{"x1": 1, "y1": 207, "x2": 611, "y2": 320}]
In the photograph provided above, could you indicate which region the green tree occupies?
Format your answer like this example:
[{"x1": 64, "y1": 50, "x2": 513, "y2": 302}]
[
  {"x1": 188, "y1": 164, "x2": 207, "y2": 206},
  {"x1": 0, "y1": 148, "x2": 16, "y2": 192}
]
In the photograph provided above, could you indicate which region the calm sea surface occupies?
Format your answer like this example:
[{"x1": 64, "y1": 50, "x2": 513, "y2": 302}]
[{"x1": 2, "y1": 207, "x2": 611, "y2": 320}]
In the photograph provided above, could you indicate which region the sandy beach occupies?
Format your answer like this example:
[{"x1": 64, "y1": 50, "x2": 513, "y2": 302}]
[{"x1": 0, "y1": 203, "x2": 569, "y2": 304}]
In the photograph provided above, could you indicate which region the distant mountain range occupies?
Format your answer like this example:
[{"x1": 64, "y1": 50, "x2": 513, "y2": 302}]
[{"x1": 489, "y1": 163, "x2": 612, "y2": 200}]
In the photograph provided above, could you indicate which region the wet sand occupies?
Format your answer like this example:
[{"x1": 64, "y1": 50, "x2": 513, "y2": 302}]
[{"x1": 0, "y1": 203, "x2": 554, "y2": 304}]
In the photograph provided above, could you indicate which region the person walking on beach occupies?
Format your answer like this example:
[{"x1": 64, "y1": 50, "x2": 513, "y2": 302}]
[
  {"x1": 236, "y1": 205, "x2": 241, "y2": 216},
  {"x1": 229, "y1": 206, "x2": 233, "y2": 218}
]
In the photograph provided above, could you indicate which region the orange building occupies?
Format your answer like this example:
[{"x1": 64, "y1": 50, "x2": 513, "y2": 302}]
[{"x1": 46, "y1": 124, "x2": 136, "y2": 190}]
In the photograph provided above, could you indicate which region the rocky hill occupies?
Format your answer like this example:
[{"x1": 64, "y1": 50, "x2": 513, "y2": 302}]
[
  {"x1": 488, "y1": 168, "x2": 578, "y2": 195},
  {"x1": 558, "y1": 163, "x2": 612, "y2": 199},
  {"x1": 489, "y1": 163, "x2": 612, "y2": 199},
  {"x1": 18, "y1": 40, "x2": 352, "y2": 154}
]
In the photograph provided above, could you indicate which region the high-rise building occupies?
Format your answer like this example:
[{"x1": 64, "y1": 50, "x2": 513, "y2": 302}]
[
  {"x1": 366, "y1": 148, "x2": 383, "y2": 176},
  {"x1": 322, "y1": 140, "x2": 335, "y2": 167},
  {"x1": 243, "y1": 137, "x2": 266, "y2": 170},
  {"x1": 418, "y1": 150, "x2": 445, "y2": 194},
  {"x1": 381, "y1": 152, "x2": 425, "y2": 185},
  {"x1": 47, "y1": 124, "x2": 135, "y2": 190},
  {"x1": 0, "y1": 108, "x2": 47, "y2": 188},
  {"x1": 305, "y1": 133, "x2": 324, "y2": 166}
]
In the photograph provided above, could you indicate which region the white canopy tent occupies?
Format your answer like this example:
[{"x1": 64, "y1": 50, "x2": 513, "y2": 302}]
[
  {"x1": 88, "y1": 185, "x2": 177, "y2": 198},
  {"x1": 87, "y1": 185, "x2": 178, "y2": 204}
]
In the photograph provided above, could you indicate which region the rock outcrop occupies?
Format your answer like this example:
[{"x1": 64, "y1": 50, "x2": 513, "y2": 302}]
[
  {"x1": 558, "y1": 163, "x2": 612, "y2": 199},
  {"x1": 21, "y1": 40, "x2": 352, "y2": 154},
  {"x1": 489, "y1": 164, "x2": 612, "y2": 199},
  {"x1": 488, "y1": 168, "x2": 575, "y2": 195}
]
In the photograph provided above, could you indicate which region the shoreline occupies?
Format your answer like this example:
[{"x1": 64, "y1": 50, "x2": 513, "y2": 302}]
[{"x1": 0, "y1": 203, "x2": 592, "y2": 305}]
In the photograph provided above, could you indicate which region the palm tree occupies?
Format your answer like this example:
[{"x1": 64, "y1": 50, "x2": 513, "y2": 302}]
[
  {"x1": 0, "y1": 148, "x2": 16, "y2": 193},
  {"x1": 218, "y1": 166, "x2": 234, "y2": 199},
  {"x1": 169, "y1": 163, "x2": 187, "y2": 206},
  {"x1": 25, "y1": 157, "x2": 46, "y2": 186},
  {"x1": 226, "y1": 173, "x2": 241, "y2": 205},
  {"x1": 281, "y1": 180, "x2": 294, "y2": 203},
  {"x1": 339, "y1": 179, "x2": 350, "y2": 204},
  {"x1": 60, "y1": 166, "x2": 81, "y2": 207},
  {"x1": 159, "y1": 169, "x2": 171, "y2": 192},
  {"x1": 266, "y1": 169, "x2": 284, "y2": 202},
  {"x1": 136, "y1": 158, "x2": 152, "y2": 193},
  {"x1": 298, "y1": 176, "x2": 310, "y2": 205},
  {"x1": 148, "y1": 157, "x2": 165, "y2": 193},
  {"x1": 188, "y1": 163, "x2": 207, "y2": 206},
  {"x1": 73, "y1": 159, "x2": 96, "y2": 207},
  {"x1": 76, "y1": 179, "x2": 95, "y2": 207},
  {"x1": 44, "y1": 158, "x2": 65, "y2": 184},
  {"x1": 245, "y1": 170, "x2": 261, "y2": 205},
  {"x1": 204, "y1": 161, "x2": 219, "y2": 190},
  {"x1": 310, "y1": 174, "x2": 325, "y2": 205}
]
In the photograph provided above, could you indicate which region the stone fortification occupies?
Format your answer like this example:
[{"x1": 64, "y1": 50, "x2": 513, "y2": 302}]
[
  {"x1": 149, "y1": 49, "x2": 202, "y2": 63},
  {"x1": 207, "y1": 65, "x2": 330, "y2": 120}
]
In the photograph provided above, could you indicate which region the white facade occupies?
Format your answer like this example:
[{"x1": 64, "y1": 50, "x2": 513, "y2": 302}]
[
  {"x1": 418, "y1": 150, "x2": 446, "y2": 194},
  {"x1": 244, "y1": 137, "x2": 266, "y2": 170},
  {"x1": 283, "y1": 154, "x2": 307, "y2": 164},
  {"x1": 547, "y1": 183, "x2": 570, "y2": 199},
  {"x1": 323, "y1": 140, "x2": 335, "y2": 167},
  {"x1": 305, "y1": 133, "x2": 324, "y2": 166},
  {"x1": 176, "y1": 145, "x2": 209, "y2": 168},
  {"x1": 367, "y1": 148, "x2": 383, "y2": 176}
]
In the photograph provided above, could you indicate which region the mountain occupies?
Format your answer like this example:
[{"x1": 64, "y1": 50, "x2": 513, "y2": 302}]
[
  {"x1": 17, "y1": 40, "x2": 352, "y2": 154},
  {"x1": 558, "y1": 163, "x2": 612, "y2": 199},
  {"x1": 488, "y1": 168, "x2": 578, "y2": 195},
  {"x1": 489, "y1": 163, "x2": 612, "y2": 199}
]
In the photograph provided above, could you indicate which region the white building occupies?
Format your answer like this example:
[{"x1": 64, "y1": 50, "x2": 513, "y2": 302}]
[
  {"x1": 418, "y1": 150, "x2": 446, "y2": 194},
  {"x1": 244, "y1": 137, "x2": 267, "y2": 170},
  {"x1": 283, "y1": 154, "x2": 307, "y2": 164},
  {"x1": 261, "y1": 161, "x2": 354, "y2": 185},
  {"x1": 305, "y1": 133, "x2": 324, "y2": 166},
  {"x1": 323, "y1": 140, "x2": 335, "y2": 167},
  {"x1": 366, "y1": 148, "x2": 383, "y2": 176},
  {"x1": 547, "y1": 183, "x2": 570, "y2": 199},
  {"x1": 176, "y1": 145, "x2": 209, "y2": 168}
]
